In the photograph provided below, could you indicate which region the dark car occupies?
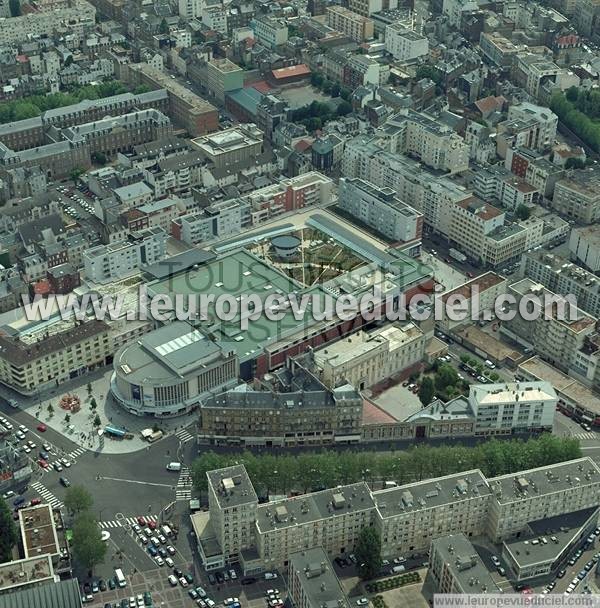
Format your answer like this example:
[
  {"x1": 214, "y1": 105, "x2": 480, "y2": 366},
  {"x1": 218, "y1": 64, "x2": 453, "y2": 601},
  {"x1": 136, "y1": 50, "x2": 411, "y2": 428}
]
[
  {"x1": 83, "y1": 583, "x2": 91, "y2": 594},
  {"x1": 104, "y1": 604, "x2": 112, "y2": 608},
  {"x1": 13, "y1": 496, "x2": 25, "y2": 507},
  {"x1": 215, "y1": 571, "x2": 224, "y2": 584},
  {"x1": 158, "y1": 548, "x2": 167, "y2": 558},
  {"x1": 557, "y1": 569, "x2": 566, "y2": 578},
  {"x1": 241, "y1": 577, "x2": 256, "y2": 585},
  {"x1": 108, "y1": 578, "x2": 116, "y2": 590},
  {"x1": 147, "y1": 546, "x2": 158, "y2": 557},
  {"x1": 184, "y1": 573, "x2": 193, "y2": 584},
  {"x1": 99, "y1": 579, "x2": 107, "y2": 592},
  {"x1": 173, "y1": 567, "x2": 183, "y2": 578},
  {"x1": 59, "y1": 477, "x2": 70, "y2": 487},
  {"x1": 208, "y1": 573, "x2": 216, "y2": 585},
  {"x1": 120, "y1": 600, "x2": 128, "y2": 608}
]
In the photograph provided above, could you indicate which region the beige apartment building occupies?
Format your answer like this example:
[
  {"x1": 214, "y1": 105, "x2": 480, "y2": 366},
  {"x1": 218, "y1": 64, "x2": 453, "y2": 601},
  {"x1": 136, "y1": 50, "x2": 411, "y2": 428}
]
[
  {"x1": 191, "y1": 124, "x2": 263, "y2": 168},
  {"x1": 486, "y1": 458, "x2": 600, "y2": 541},
  {"x1": 312, "y1": 323, "x2": 425, "y2": 390},
  {"x1": 326, "y1": 6, "x2": 374, "y2": 42},
  {"x1": 255, "y1": 483, "x2": 376, "y2": 569},
  {"x1": 552, "y1": 169, "x2": 600, "y2": 224}
]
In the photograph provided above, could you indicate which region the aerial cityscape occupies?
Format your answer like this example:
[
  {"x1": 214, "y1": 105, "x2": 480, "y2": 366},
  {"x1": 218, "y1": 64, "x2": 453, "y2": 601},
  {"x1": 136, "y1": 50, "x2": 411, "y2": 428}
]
[{"x1": 0, "y1": 0, "x2": 600, "y2": 607}]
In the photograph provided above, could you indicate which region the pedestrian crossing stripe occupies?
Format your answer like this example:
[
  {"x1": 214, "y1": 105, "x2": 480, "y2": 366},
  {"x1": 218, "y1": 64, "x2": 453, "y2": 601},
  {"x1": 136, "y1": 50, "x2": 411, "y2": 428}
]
[
  {"x1": 175, "y1": 429, "x2": 194, "y2": 443},
  {"x1": 573, "y1": 432, "x2": 597, "y2": 440},
  {"x1": 175, "y1": 467, "x2": 192, "y2": 501},
  {"x1": 98, "y1": 515, "x2": 160, "y2": 529},
  {"x1": 31, "y1": 481, "x2": 64, "y2": 509}
]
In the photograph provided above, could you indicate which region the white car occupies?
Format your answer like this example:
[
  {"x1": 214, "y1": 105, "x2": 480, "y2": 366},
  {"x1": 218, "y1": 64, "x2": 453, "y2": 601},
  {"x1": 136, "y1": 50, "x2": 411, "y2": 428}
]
[
  {"x1": 264, "y1": 572, "x2": 278, "y2": 580},
  {"x1": 15, "y1": 431, "x2": 25, "y2": 440},
  {"x1": 139, "y1": 535, "x2": 148, "y2": 545},
  {"x1": 155, "y1": 556, "x2": 164, "y2": 566},
  {"x1": 491, "y1": 556, "x2": 500, "y2": 566},
  {"x1": 167, "y1": 545, "x2": 175, "y2": 555},
  {"x1": 357, "y1": 600, "x2": 369, "y2": 606},
  {"x1": 179, "y1": 577, "x2": 188, "y2": 587},
  {"x1": 165, "y1": 557, "x2": 174, "y2": 568},
  {"x1": 136, "y1": 594, "x2": 144, "y2": 606},
  {"x1": 223, "y1": 599, "x2": 239, "y2": 606},
  {"x1": 19, "y1": 425, "x2": 27, "y2": 433},
  {"x1": 61, "y1": 458, "x2": 71, "y2": 468},
  {"x1": 229, "y1": 569, "x2": 237, "y2": 580}
]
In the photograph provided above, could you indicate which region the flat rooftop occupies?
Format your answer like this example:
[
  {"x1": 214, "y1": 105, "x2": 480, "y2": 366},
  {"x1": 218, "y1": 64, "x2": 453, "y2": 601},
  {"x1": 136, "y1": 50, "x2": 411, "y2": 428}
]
[
  {"x1": 0, "y1": 555, "x2": 54, "y2": 592},
  {"x1": 289, "y1": 548, "x2": 350, "y2": 607},
  {"x1": 432, "y1": 533, "x2": 498, "y2": 593},
  {"x1": 207, "y1": 464, "x2": 258, "y2": 509},
  {"x1": 256, "y1": 482, "x2": 374, "y2": 534},
  {"x1": 373, "y1": 470, "x2": 490, "y2": 519},
  {"x1": 441, "y1": 272, "x2": 505, "y2": 303},
  {"x1": 19, "y1": 504, "x2": 60, "y2": 559},
  {"x1": 503, "y1": 507, "x2": 599, "y2": 569},
  {"x1": 470, "y1": 381, "x2": 556, "y2": 406},
  {"x1": 488, "y1": 457, "x2": 600, "y2": 505}
]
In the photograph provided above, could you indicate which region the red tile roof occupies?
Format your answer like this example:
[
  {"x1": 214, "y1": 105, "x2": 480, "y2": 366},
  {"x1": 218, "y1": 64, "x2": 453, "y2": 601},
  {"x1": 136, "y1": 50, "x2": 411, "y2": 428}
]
[{"x1": 271, "y1": 64, "x2": 311, "y2": 80}]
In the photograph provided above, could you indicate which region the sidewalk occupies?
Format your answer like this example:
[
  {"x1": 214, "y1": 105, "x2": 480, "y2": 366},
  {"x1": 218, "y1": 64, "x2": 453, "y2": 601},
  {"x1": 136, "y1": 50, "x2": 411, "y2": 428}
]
[{"x1": 9, "y1": 366, "x2": 197, "y2": 455}]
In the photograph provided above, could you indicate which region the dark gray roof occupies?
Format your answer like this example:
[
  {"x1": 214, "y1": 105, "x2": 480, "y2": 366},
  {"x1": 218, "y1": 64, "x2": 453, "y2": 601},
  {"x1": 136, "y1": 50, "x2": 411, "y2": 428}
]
[
  {"x1": 18, "y1": 214, "x2": 65, "y2": 246},
  {"x1": 0, "y1": 578, "x2": 82, "y2": 608},
  {"x1": 141, "y1": 248, "x2": 216, "y2": 280}
]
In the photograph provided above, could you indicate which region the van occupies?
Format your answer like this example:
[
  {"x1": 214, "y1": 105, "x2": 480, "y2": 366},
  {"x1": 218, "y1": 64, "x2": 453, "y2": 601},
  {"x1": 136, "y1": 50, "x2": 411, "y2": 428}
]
[
  {"x1": 391, "y1": 565, "x2": 405, "y2": 574},
  {"x1": 484, "y1": 360, "x2": 496, "y2": 369},
  {"x1": 115, "y1": 568, "x2": 126, "y2": 588},
  {"x1": 166, "y1": 462, "x2": 182, "y2": 472},
  {"x1": 161, "y1": 525, "x2": 172, "y2": 537}
]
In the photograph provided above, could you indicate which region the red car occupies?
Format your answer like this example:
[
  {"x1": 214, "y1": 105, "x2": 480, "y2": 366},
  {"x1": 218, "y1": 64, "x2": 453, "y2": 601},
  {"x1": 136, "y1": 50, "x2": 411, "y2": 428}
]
[
  {"x1": 37, "y1": 424, "x2": 47, "y2": 432},
  {"x1": 148, "y1": 520, "x2": 157, "y2": 530},
  {"x1": 38, "y1": 459, "x2": 48, "y2": 469},
  {"x1": 30, "y1": 498, "x2": 41, "y2": 506},
  {"x1": 137, "y1": 516, "x2": 147, "y2": 526}
]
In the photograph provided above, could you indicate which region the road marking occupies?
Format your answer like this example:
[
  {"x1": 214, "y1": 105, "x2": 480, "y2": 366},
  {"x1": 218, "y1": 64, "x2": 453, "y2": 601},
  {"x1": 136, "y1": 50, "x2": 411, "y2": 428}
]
[
  {"x1": 572, "y1": 432, "x2": 598, "y2": 440},
  {"x1": 98, "y1": 476, "x2": 173, "y2": 488},
  {"x1": 175, "y1": 467, "x2": 192, "y2": 501},
  {"x1": 175, "y1": 428, "x2": 194, "y2": 443},
  {"x1": 99, "y1": 515, "x2": 159, "y2": 529},
  {"x1": 31, "y1": 481, "x2": 63, "y2": 509}
]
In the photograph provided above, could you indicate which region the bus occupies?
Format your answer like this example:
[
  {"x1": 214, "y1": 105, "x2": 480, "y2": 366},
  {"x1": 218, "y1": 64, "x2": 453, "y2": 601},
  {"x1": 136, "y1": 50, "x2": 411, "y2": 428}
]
[{"x1": 115, "y1": 568, "x2": 126, "y2": 588}]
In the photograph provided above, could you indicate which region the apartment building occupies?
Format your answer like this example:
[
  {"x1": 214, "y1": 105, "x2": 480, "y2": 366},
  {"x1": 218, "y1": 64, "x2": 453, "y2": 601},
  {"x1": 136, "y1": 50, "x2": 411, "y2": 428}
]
[
  {"x1": 342, "y1": 136, "x2": 472, "y2": 234},
  {"x1": 327, "y1": 6, "x2": 374, "y2": 42},
  {"x1": 256, "y1": 483, "x2": 376, "y2": 570},
  {"x1": 0, "y1": 0, "x2": 95, "y2": 44},
  {"x1": 123, "y1": 198, "x2": 182, "y2": 234},
  {"x1": 143, "y1": 152, "x2": 204, "y2": 198},
  {"x1": 469, "y1": 382, "x2": 557, "y2": 435},
  {"x1": 288, "y1": 549, "x2": 350, "y2": 608},
  {"x1": 486, "y1": 459, "x2": 600, "y2": 541},
  {"x1": 506, "y1": 103, "x2": 558, "y2": 152},
  {"x1": 338, "y1": 177, "x2": 423, "y2": 244},
  {"x1": 312, "y1": 322, "x2": 425, "y2": 391},
  {"x1": 430, "y1": 534, "x2": 499, "y2": 594},
  {"x1": 552, "y1": 169, "x2": 600, "y2": 224},
  {"x1": 173, "y1": 201, "x2": 243, "y2": 246},
  {"x1": 479, "y1": 32, "x2": 519, "y2": 67},
  {"x1": 203, "y1": 5, "x2": 228, "y2": 34},
  {"x1": 84, "y1": 226, "x2": 167, "y2": 284},
  {"x1": 569, "y1": 226, "x2": 600, "y2": 273},
  {"x1": 501, "y1": 278, "x2": 597, "y2": 372},
  {"x1": 344, "y1": 54, "x2": 389, "y2": 89},
  {"x1": 374, "y1": 470, "x2": 492, "y2": 558},
  {"x1": 349, "y1": 0, "x2": 398, "y2": 16},
  {"x1": 385, "y1": 24, "x2": 429, "y2": 62},
  {"x1": 190, "y1": 58, "x2": 244, "y2": 102},
  {"x1": 448, "y1": 198, "x2": 505, "y2": 263},
  {"x1": 198, "y1": 368, "x2": 363, "y2": 447},
  {"x1": 207, "y1": 465, "x2": 258, "y2": 566},
  {"x1": 124, "y1": 63, "x2": 218, "y2": 136},
  {"x1": 178, "y1": 0, "x2": 204, "y2": 19},
  {"x1": 442, "y1": 0, "x2": 479, "y2": 27},
  {"x1": 380, "y1": 111, "x2": 469, "y2": 174},
  {"x1": 250, "y1": 16, "x2": 289, "y2": 48},
  {"x1": 191, "y1": 124, "x2": 263, "y2": 169},
  {"x1": 577, "y1": 0, "x2": 600, "y2": 40},
  {"x1": 436, "y1": 272, "x2": 507, "y2": 332},
  {"x1": 520, "y1": 251, "x2": 600, "y2": 319}
]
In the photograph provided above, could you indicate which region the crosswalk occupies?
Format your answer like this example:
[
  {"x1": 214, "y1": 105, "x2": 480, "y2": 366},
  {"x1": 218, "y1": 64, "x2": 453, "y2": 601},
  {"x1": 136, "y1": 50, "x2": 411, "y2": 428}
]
[
  {"x1": 98, "y1": 515, "x2": 159, "y2": 529},
  {"x1": 66, "y1": 447, "x2": 86, "y2": 462},
  {"x1": 572, "y1": 431, "x2": 598, "y2": 440},
  {"x1": 176, "y1": 466, "x2": 192, "y2": 501},
  {"x1": 175, "y1": 428, "x2": 194, "y2": 444},
  {"x1": 31, "y1": 481, "x2": 63, "y2": 509}
]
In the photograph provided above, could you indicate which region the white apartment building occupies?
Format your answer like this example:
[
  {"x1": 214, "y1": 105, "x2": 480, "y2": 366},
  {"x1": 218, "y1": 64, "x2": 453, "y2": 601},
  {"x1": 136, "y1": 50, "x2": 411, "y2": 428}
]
[
  {"x1": 342, "y1": 136, "x2": 472, "y2": 234},
  {"x1": 569, "y1": 226, "x2": 600, "y2": 273},
  {"x1": 203, "y1": 5, "x2": 228, "y2": 34},
  {"x1": 191, "y1": 124, "x2": 263, "y2": 168},
  {"x1": 337, "y1": 177, "x2": 423, "y2": 244},
  {"x1": 486, "y1": 459, "x2": 600, "y2": 541},
  {"x1": 507, "y1": 103, "x2": 558, "y2": 151},
  {"x1": 83, "y1": 227, "x2": 167, "y2": 284},
  {"x1": 326, "y1": 6, "x2": 374, "y2": 42},
  {"x1": 385, "y1": 24, "x2": 429, "y2": 61},
  {"x1": 207, "y1": 465, "x2": 258, "y2": 565},
  {"x1": 179, "y1": 0, "x2": 205, "y2": 19},
  {"x1": 469, "y1": 382, "x2": 557, "y2": 435},
  {"x1": 442, "y1": 0, "x2": 479, "y2": 27},
  {"x1": 250, "y1": 16, "x2": 288, "y2": 49},
  {"x1": 313, "y1": 322, "x2": 426, "y2": 390},
  {"x1": 349, "y1": 0, "x2": 398, "y2": 16},
  {"x1": 552, "y1": 169, "x2": 600, "y2": 224},
  {"x1": 174, "y1": 201, "x2": 243, "y2": 245}
]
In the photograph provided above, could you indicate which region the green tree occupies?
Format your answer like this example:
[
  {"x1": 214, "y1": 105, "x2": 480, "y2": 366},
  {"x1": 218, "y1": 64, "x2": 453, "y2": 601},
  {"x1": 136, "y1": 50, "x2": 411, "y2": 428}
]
[
  {"x1": 64, "y1": 485, "x2": 93, "y2": 515},
  {"x1": 8, "y1": 0, "x2": 20, "y2": 16},
  {"x1": 87, "y1": 383, "x2": 92, "y2": 393},
  {"x1": 64, "y1": 55, "x2": 74, "y2": 67},
  {"x1": 515, "y1": 204, "x2": 531, "y2": 220},
  {"x1": 565, "y1": 86, "x2": 579, "y2": 103},
  {"x1": 322, "y1": 80, "x2": 333, "y2": 94},
  {"x1": 93, "y1": 414, "x2": 101, "y2": 428},
  {"x1": 91, "y1": 152, "x2": 107, "y2": 165},
  {"x1": 90, "y1": 397, "x2": 97, "y2": 410},
  {"x1": 159, "y1": 18, "x2": 169, "y2": 34},
  {"x1": 435, "y1": 364, "x2": 459, "y2": 392},
  {"x1": 13, "y1": 102, "x2": 40, "y2": 121},
  {"x1": 565, "y1": 157, "x2": 586, "y2": 169},
  {"x1": 133, "y1": 84, "x2": 151, "y2": 95},
  {"x1": 415, "y1": 64, "x2": 441, "y2": 84},
  {"x1": 0, "y1": 497, "x2": 17, "y2": 562},
  {"x1": 418, "y1": 377, "x2": 435, "y2": 405},
  {"x1": 310, "y1": 73, "x2": 323, "y2": 87},
  {"x1": 356, "y1": 527, "x2": 381, "y2": 580},
  {"x1": 336, "y1": 101, "x2": 352, "y2": 116},
  {"x1": 47, "y1": 404, "x2": 54, "y2": 417},
  {"x1": 70, "y1": 168, "x2": 85, "y2": 182},
  {"x1": 72, "y1": 512, "x2": 107, "y2": 572},
  {"x1": 460, "y1": 354, "x2": 470, "y2": 364},
  {"x1": 64, "y1": 413, "x2": 71, "y2": 424},
  {"x1": 330, "y1": 83, "x2": 341, "y2": 97},
  {"x1": 340, "y1": 87, "x2": 351, "y2": 101}
]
